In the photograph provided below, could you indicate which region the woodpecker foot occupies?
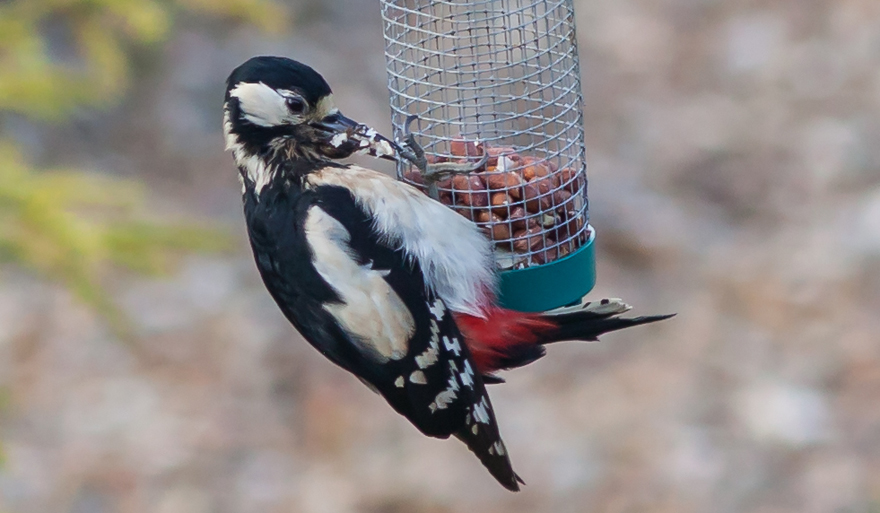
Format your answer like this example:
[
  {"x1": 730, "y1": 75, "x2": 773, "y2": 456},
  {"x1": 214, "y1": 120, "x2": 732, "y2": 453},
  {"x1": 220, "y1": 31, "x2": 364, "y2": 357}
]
[{"x1": 398, "y1": 114, "x2": 488, "y2": 199}]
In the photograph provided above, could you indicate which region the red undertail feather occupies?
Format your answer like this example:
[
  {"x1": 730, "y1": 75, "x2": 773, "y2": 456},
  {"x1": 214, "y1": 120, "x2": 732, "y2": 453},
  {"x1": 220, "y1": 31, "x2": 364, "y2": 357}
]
[
  {"x1": 454, "y1": 303, "x2": 674, "y2": 375},
  {"x1": 454, "y1": 308, "x2": 556, "y2": 375}
]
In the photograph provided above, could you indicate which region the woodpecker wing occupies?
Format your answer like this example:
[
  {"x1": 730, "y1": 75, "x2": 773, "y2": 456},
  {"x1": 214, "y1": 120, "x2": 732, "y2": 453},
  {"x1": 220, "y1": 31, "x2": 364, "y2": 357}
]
[{"x1": 244, "y1": 178, "x2": 520, "y2": 490}]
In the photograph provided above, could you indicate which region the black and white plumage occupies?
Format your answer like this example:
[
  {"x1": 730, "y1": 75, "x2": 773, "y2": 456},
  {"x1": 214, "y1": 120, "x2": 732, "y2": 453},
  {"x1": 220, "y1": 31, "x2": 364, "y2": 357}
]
[
  {"x1": 224, "y1": 56, "x2": 520, "y2": 489},
  {"x1": 223, "y1": 56, "x2": 672, "y2": 491}
]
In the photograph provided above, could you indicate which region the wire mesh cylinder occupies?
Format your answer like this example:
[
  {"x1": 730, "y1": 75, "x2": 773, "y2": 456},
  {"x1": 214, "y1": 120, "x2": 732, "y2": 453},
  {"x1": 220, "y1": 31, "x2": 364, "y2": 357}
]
[{"x1": 380, "y1": 0, "x2": 591, "y2": 277}]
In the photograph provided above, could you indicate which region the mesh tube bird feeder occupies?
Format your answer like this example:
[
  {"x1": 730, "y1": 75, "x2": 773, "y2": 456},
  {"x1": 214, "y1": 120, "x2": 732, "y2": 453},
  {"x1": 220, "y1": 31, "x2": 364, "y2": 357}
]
[{"x1": 381, "y1": 0, "x2": 595, "y2": 312}]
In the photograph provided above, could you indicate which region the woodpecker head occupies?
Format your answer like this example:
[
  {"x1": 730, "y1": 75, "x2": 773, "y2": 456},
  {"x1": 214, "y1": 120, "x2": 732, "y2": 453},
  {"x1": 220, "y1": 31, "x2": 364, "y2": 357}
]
[{"x1": 223, "y1": 56, "x2": 398, "y2": 184}]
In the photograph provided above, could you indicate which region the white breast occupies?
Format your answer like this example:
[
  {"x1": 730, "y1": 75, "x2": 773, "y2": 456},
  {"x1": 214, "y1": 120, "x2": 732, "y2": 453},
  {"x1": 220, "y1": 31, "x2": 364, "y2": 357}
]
[{"x1": 306, "y1": 166, "x2": 495, "y2": 317}]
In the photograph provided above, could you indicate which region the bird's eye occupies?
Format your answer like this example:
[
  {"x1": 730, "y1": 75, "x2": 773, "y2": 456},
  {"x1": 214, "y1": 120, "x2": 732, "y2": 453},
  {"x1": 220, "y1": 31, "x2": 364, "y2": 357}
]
[{"x1": 286, "y1": 97, "x2": 306, "y2": 114}]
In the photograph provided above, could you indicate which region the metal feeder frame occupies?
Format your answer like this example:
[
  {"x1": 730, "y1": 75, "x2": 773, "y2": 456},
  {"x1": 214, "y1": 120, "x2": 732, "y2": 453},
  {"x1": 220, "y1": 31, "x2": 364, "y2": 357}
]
[{"x1": 380, "y1": 0, "x2": 595, "y2": 312}]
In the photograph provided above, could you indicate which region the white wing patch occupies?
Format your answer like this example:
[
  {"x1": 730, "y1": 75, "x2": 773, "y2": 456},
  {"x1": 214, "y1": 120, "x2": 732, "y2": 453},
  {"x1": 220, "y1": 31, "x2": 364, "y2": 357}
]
[
  {"x1": 304, "y1": 206, "x2": 415, "y2": 361},
  {"x1": 306, "y1": 166, "x2": 496, "y2": 317}
]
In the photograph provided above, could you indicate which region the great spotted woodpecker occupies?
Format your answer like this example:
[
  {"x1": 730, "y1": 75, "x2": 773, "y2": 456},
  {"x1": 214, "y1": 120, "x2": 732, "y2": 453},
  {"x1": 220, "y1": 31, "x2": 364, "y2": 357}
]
[{"x1": 223, "y1": 56, "x2": 673, "y2": 491}]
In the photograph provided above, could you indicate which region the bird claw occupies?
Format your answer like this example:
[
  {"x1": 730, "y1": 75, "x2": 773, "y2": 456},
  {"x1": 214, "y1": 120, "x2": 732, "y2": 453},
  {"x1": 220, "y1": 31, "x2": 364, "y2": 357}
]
[
  {"x1": 422, "y1": 154, "x2": 489, "y2": 182},
  {"x1": 397, "y1": 114, "x2": 488, "y2": 186},
  {"x1": 394, "y1": 114, "x2": 426, "y2": 170}
]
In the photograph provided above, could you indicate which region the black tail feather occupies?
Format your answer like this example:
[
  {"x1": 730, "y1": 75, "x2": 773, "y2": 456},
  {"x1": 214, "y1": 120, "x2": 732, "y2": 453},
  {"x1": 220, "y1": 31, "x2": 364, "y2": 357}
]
[
  {"x1": 543, "y1": 312, "x2": 675, "y2": 345},
  {"x1": 454, "y1": 426, "x2": 523, "y2": 491}
]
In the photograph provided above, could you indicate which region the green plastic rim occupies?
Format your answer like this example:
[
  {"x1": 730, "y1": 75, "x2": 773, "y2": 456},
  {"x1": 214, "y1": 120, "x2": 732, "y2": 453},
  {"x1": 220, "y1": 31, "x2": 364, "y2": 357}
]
[{"x1": 497, "y1": 226, "x2": 596, "y2": 313}]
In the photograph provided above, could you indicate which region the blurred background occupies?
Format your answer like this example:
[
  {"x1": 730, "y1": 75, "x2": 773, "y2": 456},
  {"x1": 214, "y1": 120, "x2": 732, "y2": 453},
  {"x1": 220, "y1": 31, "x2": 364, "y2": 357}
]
[{"x1": 1, "y1": 0, "x2": 879, "y2": 512}]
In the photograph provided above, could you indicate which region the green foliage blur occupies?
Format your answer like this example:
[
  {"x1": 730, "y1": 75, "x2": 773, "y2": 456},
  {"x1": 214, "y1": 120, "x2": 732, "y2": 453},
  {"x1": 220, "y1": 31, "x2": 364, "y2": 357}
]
[{"x1": 0, "y1": 0, "x2": 285, "y2": 331}]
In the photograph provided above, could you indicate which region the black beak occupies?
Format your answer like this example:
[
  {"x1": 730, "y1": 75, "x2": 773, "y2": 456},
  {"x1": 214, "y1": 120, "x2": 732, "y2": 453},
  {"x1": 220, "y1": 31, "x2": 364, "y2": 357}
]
[
  {"x1": 311, "y1": 112, "x2": 359, "y2": 134},
  {"x1": 312, "y1": 111, "x2": 406, "y2": 161}
]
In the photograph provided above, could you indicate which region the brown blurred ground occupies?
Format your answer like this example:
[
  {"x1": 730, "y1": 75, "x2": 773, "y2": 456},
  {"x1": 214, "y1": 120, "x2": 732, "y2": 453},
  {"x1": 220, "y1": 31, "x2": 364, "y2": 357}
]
[{"x1": 1, "y1": 0, "x2": 880, "y2": 512}]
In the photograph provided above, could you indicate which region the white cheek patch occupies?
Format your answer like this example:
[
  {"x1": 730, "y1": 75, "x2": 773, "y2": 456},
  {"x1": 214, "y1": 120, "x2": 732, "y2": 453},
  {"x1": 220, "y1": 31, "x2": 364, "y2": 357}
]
[{"x1": 230, "y1": 82, "x2": 290, "y2": 127}]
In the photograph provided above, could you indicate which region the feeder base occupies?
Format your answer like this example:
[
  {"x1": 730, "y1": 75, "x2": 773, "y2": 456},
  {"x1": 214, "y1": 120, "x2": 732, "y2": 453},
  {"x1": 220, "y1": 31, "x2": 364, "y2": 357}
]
[{"x1": 497, "y1": 226, "x2": 597, "y2": 313}]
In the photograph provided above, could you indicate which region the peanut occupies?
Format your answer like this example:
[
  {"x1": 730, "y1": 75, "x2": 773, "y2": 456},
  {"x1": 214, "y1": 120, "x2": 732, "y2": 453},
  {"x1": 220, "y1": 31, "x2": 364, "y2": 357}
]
[
  {"x1": 452, "y1": 175, "x2": 489, "y2": 208},
  {"x1": 490, "y1": 192, "x2": 513, "y2": 216}
]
